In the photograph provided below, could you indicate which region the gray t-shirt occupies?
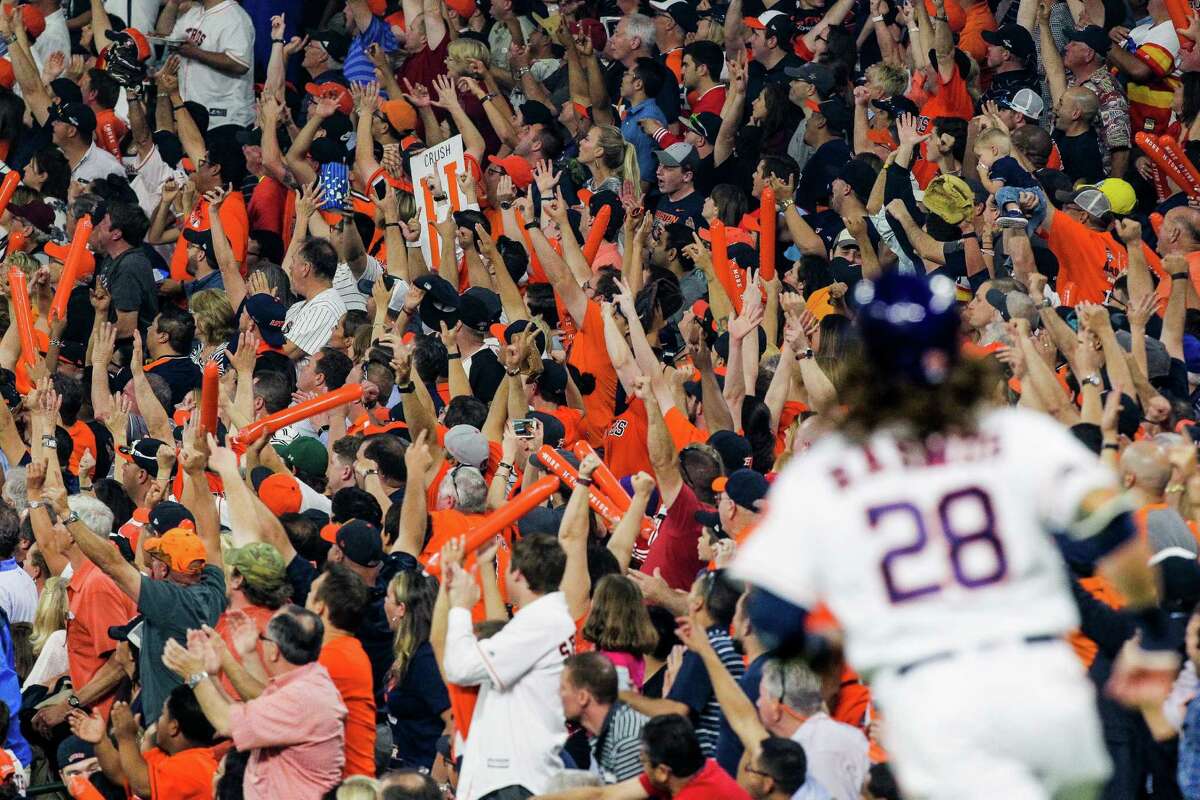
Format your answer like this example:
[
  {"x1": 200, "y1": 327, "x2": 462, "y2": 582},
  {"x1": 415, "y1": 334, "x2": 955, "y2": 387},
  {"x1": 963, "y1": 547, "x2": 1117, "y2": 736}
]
[
  {"x1": 137, "y1": 565, "x2": 227, "y2": 720},
  {"x1": 100, "y1": 247, "x2": 159, "y2": 333}
]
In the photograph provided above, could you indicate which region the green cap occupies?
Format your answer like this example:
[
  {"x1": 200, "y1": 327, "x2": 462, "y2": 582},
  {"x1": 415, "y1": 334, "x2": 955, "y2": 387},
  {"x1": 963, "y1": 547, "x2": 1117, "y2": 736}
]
[
  {"x1": 227, "y1": 542, "x2": 287, "y2": 591},
  {"x1": 281, "y1": 436, "x2": 328, "y2": 477}
]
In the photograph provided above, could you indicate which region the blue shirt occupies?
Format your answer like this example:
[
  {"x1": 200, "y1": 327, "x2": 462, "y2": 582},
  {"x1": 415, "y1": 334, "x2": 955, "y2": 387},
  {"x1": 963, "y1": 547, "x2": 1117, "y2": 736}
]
[
  {"x1": 1180, "y1": 694, "x2": 1200, "y2": 796},
  {"x1": 989, "y1": 156, "x2": 1039, "y2": 190},
  {"x1": 344, "y1": 16, "x2": 399, "y2": 87},
  {"x1": 620, "y1": 99, "x2": 668, "y2": 186},
  {"x1": 0, "y1": 611, "x2": 30, "y2": 766}
]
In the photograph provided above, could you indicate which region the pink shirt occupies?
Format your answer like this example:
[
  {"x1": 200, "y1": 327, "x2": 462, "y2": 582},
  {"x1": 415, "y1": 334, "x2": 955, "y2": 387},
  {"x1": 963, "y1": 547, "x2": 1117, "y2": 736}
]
[
  {"x1": 228, "y1": 662, "x2": 347, "y2": 800},
  {"x1": 600, "y1": 650, "x2": 646, "y2": 691}
]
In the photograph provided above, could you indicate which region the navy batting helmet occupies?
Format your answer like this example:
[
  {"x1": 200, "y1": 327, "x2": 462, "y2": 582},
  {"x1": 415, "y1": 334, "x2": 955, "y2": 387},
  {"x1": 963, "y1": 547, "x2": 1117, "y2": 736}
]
[{"x1": 854, "y1": 273, "x2": 960, "y2": 385}]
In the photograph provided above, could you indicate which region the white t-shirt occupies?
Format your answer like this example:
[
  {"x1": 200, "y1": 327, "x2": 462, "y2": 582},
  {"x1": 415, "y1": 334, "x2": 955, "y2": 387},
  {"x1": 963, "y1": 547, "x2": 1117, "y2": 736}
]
[
  {"x1": 732, "y1": 406, "x2": 1114, "y2": 674},
  {"x1": 104, "y1": 0, "x2": 160, "y2": 33},
  {"x1": 283, "y1": 287, "x2": 347, "y2": 356},
  {"x1": 171, "y1": 0, "x2": 256, "y2": 128},
  {"x1": 72, "y1": 142, "x2": 126, "y2": 183},
  {"x1": 791, "y1": 713, "x2": 870, "y2": 800},
  {"x1": 31, "y1": 9, "x2": 69, "y2": 72},
  {"x1": 130, "y1": 146, "x2": 187, "y2": 217},
  {"x1": 0, "y1": 561, "x2": 36, "y2": 624},
  {"x1": 22, "y1": 629, "x2": 67, "y2": 691},
  {"x1": 445, "y1": 591, "x2": 575, "y2": 799}
]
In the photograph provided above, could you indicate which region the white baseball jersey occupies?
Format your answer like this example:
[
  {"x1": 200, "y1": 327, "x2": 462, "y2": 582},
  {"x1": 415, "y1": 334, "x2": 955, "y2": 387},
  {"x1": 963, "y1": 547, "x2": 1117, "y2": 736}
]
[
  {"x1": 443, "y1": 591, "x2": 576, "y2": 800},
  {"x1": 171, "y1": 0, "x2": 256, "y2": 129},
  {"x1": 733, "y1": 406, "x2": 1116, "y2": 674}
]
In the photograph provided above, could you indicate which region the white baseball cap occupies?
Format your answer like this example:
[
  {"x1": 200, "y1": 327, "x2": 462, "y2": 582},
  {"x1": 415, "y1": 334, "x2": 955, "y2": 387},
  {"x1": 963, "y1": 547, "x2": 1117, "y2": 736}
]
[{"x1": 1003, "y1": 88, "x2": 1044, "y2": 121}]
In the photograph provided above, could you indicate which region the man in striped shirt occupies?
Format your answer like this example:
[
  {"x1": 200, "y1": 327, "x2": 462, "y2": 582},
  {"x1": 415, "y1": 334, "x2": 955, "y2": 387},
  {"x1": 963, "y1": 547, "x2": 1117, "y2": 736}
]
[
  {"x1": 561, "y1": 653, "x2": 649, "y2": 783},
  {"x1": 282, "y1": 239, "x2": 347, "y2": 360},
  {"x1": 621, "y1": 570, "x2": 745, "y2": 757}
]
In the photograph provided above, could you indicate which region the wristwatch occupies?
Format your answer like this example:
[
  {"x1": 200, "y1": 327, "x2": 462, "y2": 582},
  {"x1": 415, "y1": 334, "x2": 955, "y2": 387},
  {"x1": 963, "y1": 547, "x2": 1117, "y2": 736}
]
[
  {"x1": 41, "y1": 435, "x2": 57, "y2": 449},
  {"x1": 796, "y1": 348, "x2": 815, "y2": 360},
  {"x1": 67, "y1": 695, "x2": 82, "y2": 709},
  {"x1": 27, "y1": 500, "x2": 44, "y2": 510},
  {"x1": 1081, "y1": 373, "x2": 1102, "y2": 387},
  {"x1": 186, "y1": 671, "x2": 209, "y2": 689},
  {"x1": 61, "y1": 511, "x2": 80, "y2": 526}
]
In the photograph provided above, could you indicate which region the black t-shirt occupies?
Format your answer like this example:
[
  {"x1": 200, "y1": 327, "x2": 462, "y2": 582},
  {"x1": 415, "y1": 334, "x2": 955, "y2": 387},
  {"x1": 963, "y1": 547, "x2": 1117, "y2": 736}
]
[
  {"x1": 653, "y1": 190, "x2": 706, "y2": 232},
  {"x1": 100, "y1": 247, "x2": 158, "y2": 334},
  {"x1": 357, "y1": 552, "x2": 416, "y2": 706},
  {"x1": 747, "y1": 53, "x2": 804, "y2": 103},
  {"x1": 989, "y1": 68, "x2": 1040, "y2": 99},
  {"x1": 1053, "y1": 128, "x2": 1106, "y2": 184},
  {"x1": 286, "y1": 553, "x2": 317, "y2": 608},
  {"x1": 386, "y1": 640, "x2": 451, "y2": 771},
  {"x1": 146, "y1": 355, "x2": 203, "y2": 409}
]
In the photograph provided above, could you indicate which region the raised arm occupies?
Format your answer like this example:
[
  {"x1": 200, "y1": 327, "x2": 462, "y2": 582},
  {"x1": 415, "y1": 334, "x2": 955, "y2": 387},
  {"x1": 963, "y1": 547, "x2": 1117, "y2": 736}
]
[
  {"x1": 559, "y1": 455, "x2": 598, "y2": 620},
  {"x1": 634, "y1": 376, "x2": 683, "y2": 506}
]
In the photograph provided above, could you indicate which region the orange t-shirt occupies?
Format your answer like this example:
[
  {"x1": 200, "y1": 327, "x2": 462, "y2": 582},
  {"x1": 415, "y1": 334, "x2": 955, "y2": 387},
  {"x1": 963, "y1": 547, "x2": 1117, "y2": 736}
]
[
  {"x1": 664, "y1": 406, "x2": 709, "y2": 450},
  {"x1": 94, "y1": 109, "x2": 128, "y2": 160},
  {"x1": 603, "y1": 398, "x2": 652, "y2": 480},
  {"x1": 1044, "y1": 210, "x2": 1166, "y2": 305},
  {"x1": 957, "y1": 0, "x2": 997, "y2": 63},
  {"x1": 143, "y1": 744, "x2": 224, "y2": 799},
  {"x1": 919, "y1": 63, "x2": 974, "y2": 121},
  {"x1": 169, "y1": 192, "x2": 250, "y2": 281},
  {"x1": 548, "y1": 406, "x2": 584, "y2": 449},
  {"x1": 1154, "y1": 250, "x2": 1200, "y2": 309},
  {"x1": 66, "y1": 419, "x2": 97, "y2": 478},
  {"x1": 569, "y1": 302, "x2": 620, "y2": 447},
  {"x1": 319, "y1": 635, "x2": 377, "y2": 778},
  {"x1": 66, "y1": 559, "x2": 137, "y2": 718},
  {"x1": 423, "y1": 508, "x2": 510, "y2": 621}
]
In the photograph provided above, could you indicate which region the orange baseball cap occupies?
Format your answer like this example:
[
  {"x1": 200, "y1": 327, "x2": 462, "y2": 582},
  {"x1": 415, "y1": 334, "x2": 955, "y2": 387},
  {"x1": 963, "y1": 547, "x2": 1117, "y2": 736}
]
[
  {"x1": 13, "y1": 4, "x2": 44, "y2": 39},
  {"x1": 305, "y1": 82, "x2": 353, "y2": 115},
  {"x1": 445, "y1": 0, "x2": 477, "y2": 17},
  {"x1": 487, "y1": 154, "x2": 533, "y2": 190},
  {"x1": 380, "y1": 98, "x2": 417, "y2": 132},
  {"x1": 367, "y1": 0, "x2": 386, "y2": 14},
  {"x1": 259, "y1": 474, "x2": 302, "y2": 515},
  {"x1": 143, "y1": 527, "x2": 207, "y2": 574}
]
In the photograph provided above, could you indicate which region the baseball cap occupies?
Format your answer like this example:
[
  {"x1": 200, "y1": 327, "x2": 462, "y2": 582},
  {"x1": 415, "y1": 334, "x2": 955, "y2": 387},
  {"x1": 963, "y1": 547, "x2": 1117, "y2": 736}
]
[
  {"x1": 146, "y1": 500, "x2": 194, "y2": 535},
  {"x1": 712, "y1": 468, "x2": 770, "y2": 510},
  {"x1": 743, "y1": 9, "x2": 793, "y2": 43},
  {"x1": 1094, "y1": 178, "x2": 1137, "y2": 215},
  {"x1": 446, "y1": 0, "x2": 477, "y2": 17},
  {"x1": 518, "y1": 100, "x2": 556, "y2": 128},
  {"x1": 832, "y1": 228, "x2": 860, "y2": 250},
  {"x1": 811, "y1": 98, "x2": 851, "y2": 135},
  {"x1": 982, "y1": 24, "x2": 1035, "y2": 63},
  {"x1": 1058, "y1": 187, "x2": 1112, "y2": 219},
  {"x1": 309, "y1": 28, "x2": 351, "y2": 61},
  {"x1": 281, "y1": 436, "x2": 328, "y2": 477},
  {"x1": 227, "y1": 542, "x2": 288, "y2": 592},
  {"x1": 8, "y1": 199, "x2": 54, "y2": 232},
  {"x1": 487, "y1": 154, "x2": 534, "y2": 189},
  {"x1": 459, "y1": 286, "x2": 502, "y2": 333},
  {"x1": 243, "y1": 293, "x2": 287, "y2": 348},
  {"x1": 107, "y1": 616, "x2": 144, "y2": 649},
  {"x1": 143, "y1": 527, "x2": 207, "y2": 573},
  {"x1": 872, "y1": 96, "x2": 920, "y2": 121},
  {"x1": 336, "y1": 520, "x2": 384, "y2": 567},
  {"x1": 1002, "y1": 88, "x2": 1044, "y2": 121},
  {"x1": 922, "y1": 174, "x2": 975, "y2": 224},
  {"x1": 380, "y1": 98, "x2": 417, "y2": 133},
  {"x1": 707, "y1": 430, "x2": 753, "y2": 473},
  {"x1": 680, "y1": 112, "x2": 722, "y2": 146},
  {"x1": 57, "y1": 737, "x2": 95, "y2": 772},
  {"x1": 836, "y1": 159, "x2": 876, "y2": 204},
  {"x1": 656, "y1": 142, "x2": 701, "y2": 171},
  {"x1": 183, "y1": 227, "x2": 217, "y2": 265},
  {"x1": 651, "y1": 0, "x2": 699, "y2": 33},
  {"x1": 783, "y1": 62, "x2": 835, "y2": 98},
  {"x1": 49, "y1": 102, "x2": 96, "y2": 136},
  {"x1": 1064, "y1": 24, "x2": 1111, "y2": 55},
  {"x1": 256, "y1": 473, "x2": 303, "y2": 515},
  {"x1": 413, "y1": 273, "x2": 461, "y2": 330},
  {"x1": 305, "y1": 81, "x2": 353, "y2": 115},
  {"x1": 490, "y1": 318, "x2": 548, "y2": 354},
  {"x1": 445, "y1": 424, "x2": 489, "y2": 468},
  {"x1": 118, "y1": 438, "x2": 167, "y2": 476}
]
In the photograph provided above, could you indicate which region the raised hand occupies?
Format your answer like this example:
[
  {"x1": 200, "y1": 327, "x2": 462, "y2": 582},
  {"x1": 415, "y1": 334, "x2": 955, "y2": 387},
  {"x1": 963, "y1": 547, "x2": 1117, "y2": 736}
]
[
  {"x1": 401, "y1": 78, "x2": 433, "y2": 109},
  {"x1": 67, "y1": 710, "x2": 105, "y2": 745},
  {"x1": 313, "y1": 92, "x2": 340, "y2": 119},
  {"x1": 405, "y1": 429, "x2": 433, "y2": 475},
  {"x1": 896, "y1": 113, "x2": 931, "y2": 148},
  {"x1": 431, "y1": 74, "x2": 461, "y2": 110},
  {"x1": 224, "y1": 611, "x2": 260, "y2": 656},
  {"x1": 296, "y1": 180, "x2": 327, "y2": 221}
]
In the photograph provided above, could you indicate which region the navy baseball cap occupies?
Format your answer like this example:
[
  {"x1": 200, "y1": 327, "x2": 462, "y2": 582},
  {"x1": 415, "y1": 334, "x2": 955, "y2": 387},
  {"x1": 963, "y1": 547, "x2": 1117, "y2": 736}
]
[
  {"x1": 241, "y1": 293, "x2": 287, "y2": 349},
  {"x1": 336, "y1": 520, "x2": 384, "y2": 568},
  {"x1": 118, "y1": 438, "x2": 167, "y2": 476},
  {"x1": 713, "y1": 468, "x2": 769, "y2": 510}
]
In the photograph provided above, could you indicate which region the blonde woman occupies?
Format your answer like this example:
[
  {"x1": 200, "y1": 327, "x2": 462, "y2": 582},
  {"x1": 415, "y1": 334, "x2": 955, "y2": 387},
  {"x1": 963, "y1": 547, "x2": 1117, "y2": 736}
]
[
  {"x1": 190, "y1": 289, "x2": 235, "y2": 374},
  {"x1": 577, "y1": 125, "x2": 641, "y2": 199},
  {"x1": 22, "y1": 577, "x2": 67, "y2": 690},
  {"x1": 383, "y1": 570, "x2": 450, "y2": 772}
]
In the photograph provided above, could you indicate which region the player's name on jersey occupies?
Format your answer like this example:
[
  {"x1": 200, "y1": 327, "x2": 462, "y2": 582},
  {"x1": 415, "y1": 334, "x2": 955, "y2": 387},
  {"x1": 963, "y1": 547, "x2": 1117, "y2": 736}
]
[{"x1": 830, "y1": 432, "x2": 1002, "y2": 490}]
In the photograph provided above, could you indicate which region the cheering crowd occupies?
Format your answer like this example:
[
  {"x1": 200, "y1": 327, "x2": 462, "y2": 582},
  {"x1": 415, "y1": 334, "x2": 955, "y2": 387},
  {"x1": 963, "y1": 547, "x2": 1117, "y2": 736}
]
[{"x1": 0, "y1": 0, "x2": 1199, "y2": 795}]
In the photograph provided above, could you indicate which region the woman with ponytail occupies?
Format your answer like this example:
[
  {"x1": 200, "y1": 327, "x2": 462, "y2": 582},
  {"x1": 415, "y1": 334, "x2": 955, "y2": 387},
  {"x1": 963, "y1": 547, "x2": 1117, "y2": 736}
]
[{"x1": 578, "y1": 125, "x2": 641, "y2": 200}]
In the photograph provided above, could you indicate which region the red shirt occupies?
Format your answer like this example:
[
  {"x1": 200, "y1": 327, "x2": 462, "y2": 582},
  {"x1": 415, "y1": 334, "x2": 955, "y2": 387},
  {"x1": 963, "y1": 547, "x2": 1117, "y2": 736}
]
[
  {"x1": 640, "y1": 483, "x2": 709, "y2": 591},
  {"x1": 248, "y1": 176, "x2": 287, "y2": 237},
  {"x1": 687, "y1": 85, "x2": 727, "y2": 116},
  {"x1": 640, "y1": 759, "x2": 751, "y2": 799}
]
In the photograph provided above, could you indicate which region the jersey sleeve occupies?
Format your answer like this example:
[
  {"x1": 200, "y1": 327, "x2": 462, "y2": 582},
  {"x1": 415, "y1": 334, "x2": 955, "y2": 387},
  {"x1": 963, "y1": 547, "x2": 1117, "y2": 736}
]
[{"x1": 730, "y1": 460, "x2": 824, "y2": 609}]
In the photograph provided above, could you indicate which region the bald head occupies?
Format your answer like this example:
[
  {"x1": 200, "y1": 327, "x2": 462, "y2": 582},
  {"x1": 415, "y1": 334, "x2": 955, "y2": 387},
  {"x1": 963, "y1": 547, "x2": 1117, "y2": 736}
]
[
  {"x1": 1162, "y1": 206, "x2": 1200, "y2": 253},
  {"x1": 1120, "y1": 441, "x2": 1172, "y2": 495}
]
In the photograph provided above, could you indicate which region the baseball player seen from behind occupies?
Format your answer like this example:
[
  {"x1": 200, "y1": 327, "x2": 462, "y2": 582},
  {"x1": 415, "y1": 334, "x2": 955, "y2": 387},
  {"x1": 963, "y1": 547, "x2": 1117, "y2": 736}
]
[{"x1": 732, "y1": 273, "x2": 1176, "y2": 800}]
